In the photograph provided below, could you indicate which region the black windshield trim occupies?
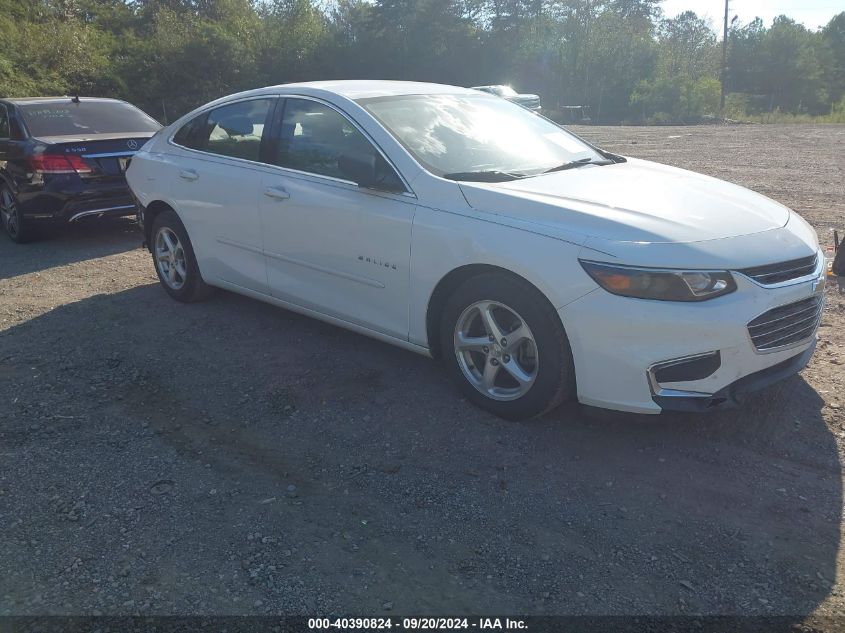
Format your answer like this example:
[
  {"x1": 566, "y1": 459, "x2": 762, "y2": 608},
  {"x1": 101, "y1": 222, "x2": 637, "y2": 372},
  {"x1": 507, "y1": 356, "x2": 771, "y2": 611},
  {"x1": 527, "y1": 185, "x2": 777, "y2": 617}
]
[
  {"x1": 441, "y1": 170, "x2": 529, "y2": 183},
  {"x1": 542, "y1": 158, "x2": 616, "y2": 174}
]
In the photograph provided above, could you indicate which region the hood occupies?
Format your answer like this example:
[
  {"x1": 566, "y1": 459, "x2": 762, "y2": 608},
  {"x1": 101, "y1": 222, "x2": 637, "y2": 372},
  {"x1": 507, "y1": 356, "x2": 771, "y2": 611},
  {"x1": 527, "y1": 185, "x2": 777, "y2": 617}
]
[{"x1": 458, "y1": 158, "x2": 791, "y2": 244}]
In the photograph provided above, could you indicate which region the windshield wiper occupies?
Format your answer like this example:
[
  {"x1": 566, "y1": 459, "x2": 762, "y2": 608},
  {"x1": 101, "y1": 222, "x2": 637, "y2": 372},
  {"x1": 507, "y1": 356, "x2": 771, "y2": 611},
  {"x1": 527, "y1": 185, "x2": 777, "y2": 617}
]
[
  {"x1": 443, "y1": 159, "x2": 613, "y2": 182},
  {"x1": 542, "y1": 158, "x2": 614, "y2": 174},
  {"x1": 441, "y1": 170, "x2": 528, "y2": 183}
]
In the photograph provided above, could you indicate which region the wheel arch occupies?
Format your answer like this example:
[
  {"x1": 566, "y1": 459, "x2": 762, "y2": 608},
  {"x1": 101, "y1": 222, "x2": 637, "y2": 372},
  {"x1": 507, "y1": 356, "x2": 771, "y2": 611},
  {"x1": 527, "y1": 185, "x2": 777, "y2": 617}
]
[
  {"x1": 0, "y1": 167, "x2": 16, "y2": 193},
  {"x1": 425, "y1": 263, "x2": 563, "y2": 359},
  {"x1": 142, "y1": 200, "x2": 176, "y2": 250}
]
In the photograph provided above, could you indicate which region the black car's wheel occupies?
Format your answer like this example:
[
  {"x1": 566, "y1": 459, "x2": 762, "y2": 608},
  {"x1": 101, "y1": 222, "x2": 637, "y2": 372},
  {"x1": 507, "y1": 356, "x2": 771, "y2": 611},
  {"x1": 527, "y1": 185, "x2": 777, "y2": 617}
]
[
  {"x1": 833, "y1": 245, "x2": 845, "y2": 277},
  {"x1": 440, "y1": 273, "x2": 575, "y2": 420},
  {"x1": 150, "y1": 209, "x2": 213, "y2": 302},
  {"x1": 0, "y1": 185, "x2": 32, "y2": 243}
]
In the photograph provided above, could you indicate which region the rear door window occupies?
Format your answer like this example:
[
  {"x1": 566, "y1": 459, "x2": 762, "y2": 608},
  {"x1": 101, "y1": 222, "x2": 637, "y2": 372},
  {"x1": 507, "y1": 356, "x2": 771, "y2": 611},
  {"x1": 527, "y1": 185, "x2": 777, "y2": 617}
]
[
  {"x1": 19, "y1": 100, "x2": 160, "y2": 137},
  {"x1": 204, "y1": 99, "x2": 274, "y2": 163},
  {"x1": 172, "y1": 99, "x2": 275, "y2": 164}
]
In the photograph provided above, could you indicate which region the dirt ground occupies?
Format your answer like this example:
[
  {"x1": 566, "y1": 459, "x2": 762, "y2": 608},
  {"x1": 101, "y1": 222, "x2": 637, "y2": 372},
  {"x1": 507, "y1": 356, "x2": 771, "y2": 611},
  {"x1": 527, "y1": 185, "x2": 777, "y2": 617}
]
[{"x1": 1, "y1": 124, "x2": 844, "y2": 620}]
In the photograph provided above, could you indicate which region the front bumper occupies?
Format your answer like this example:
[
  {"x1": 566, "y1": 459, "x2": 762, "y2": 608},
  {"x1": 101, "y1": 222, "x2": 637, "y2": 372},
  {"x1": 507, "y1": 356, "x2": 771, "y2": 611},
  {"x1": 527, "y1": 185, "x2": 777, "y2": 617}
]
[
  {"x1": 651, "y1": 341, "x2": 815, "y2": 412},
  {"x1": 559, "y1": 251, "x2": 825, "y2": 414}
]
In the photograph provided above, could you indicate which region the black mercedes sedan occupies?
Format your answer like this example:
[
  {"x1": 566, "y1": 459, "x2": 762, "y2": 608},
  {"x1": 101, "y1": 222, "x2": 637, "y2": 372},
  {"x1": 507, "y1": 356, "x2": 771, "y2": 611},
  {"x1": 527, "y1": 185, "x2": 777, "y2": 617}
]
[{"x1": 0, "y1": 97, "x2": 161, "y2": 243}]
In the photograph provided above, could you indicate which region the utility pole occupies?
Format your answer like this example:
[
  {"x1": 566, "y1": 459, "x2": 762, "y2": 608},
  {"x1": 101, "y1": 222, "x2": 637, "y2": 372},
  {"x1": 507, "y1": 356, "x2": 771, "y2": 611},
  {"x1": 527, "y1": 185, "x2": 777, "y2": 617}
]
[{"x1": 720, "y1": 0, "x2": 730, "y2": 111}]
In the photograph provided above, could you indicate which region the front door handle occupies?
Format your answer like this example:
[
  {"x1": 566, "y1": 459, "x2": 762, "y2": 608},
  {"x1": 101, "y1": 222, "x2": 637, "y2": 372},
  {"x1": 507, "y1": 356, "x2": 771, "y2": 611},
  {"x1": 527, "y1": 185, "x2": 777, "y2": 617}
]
[
  {"x1": 264, "y1": 186, "x2": 290, "y2": 201},
  {"x1": 179, "y1": 169, "x2": 199, "y2": 181}
]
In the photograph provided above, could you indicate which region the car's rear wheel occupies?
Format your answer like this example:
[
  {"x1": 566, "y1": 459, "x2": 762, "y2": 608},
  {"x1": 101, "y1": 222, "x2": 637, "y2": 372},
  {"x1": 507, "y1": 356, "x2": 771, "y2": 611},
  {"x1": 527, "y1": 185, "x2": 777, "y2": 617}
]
[
  {"x1": 0, "y1": 185, "x2": 32, "y2": 243},
  {"x1": 833, "y1": 244, "x2": 845, "y2": 277},
  {"x1": 151, "y1": 209, "x2": 213, "y2": 302},
  {"x1": 440, "y1": 273, "x2": 575, "y2": 420}
]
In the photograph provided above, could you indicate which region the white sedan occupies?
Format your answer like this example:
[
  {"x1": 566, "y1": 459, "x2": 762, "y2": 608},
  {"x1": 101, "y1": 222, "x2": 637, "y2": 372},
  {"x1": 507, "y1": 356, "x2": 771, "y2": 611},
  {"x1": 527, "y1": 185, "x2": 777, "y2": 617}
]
[{"x1": 127, "y1": 81, "x2": 824, "y2": 419}]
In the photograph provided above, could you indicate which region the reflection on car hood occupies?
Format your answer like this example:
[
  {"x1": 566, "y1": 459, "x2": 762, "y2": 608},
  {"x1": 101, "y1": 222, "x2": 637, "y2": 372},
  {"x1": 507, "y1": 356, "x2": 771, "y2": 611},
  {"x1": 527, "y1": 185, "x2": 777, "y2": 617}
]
[{"x1": 458, "y1": 157, "x2": 791, "y2": 244}]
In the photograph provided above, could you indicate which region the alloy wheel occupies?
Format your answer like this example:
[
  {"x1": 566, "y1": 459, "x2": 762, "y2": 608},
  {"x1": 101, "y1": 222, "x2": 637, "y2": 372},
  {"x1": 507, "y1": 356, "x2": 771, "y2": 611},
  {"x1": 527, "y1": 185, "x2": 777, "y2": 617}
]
[
  {"x1": 155, "y1": 227, "x2": 188, "y2": 290},
  {"x1": 453, "y1": 300, "x2": 539, "y2": 401},
  {"x1": 1, "y1": 189, "x2": 19, "y2": 237}
]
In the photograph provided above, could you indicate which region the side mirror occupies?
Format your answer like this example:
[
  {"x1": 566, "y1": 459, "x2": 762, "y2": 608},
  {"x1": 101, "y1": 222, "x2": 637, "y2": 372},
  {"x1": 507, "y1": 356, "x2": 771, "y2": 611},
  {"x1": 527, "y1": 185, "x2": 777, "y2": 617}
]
[{"x1": 339, "y1": 153, "x2": 377, "y2": 188}]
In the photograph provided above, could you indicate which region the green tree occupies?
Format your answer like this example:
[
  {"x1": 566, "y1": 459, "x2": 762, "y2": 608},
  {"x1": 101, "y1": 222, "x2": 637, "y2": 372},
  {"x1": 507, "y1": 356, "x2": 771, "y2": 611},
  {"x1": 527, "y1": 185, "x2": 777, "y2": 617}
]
[
  {"x1": 0, "y1": 0, "x2": 840, "y2": 125},
  {"x1": 822, "y1": 12, "x2": 845, "y2": 104},
  {"x1": 121, "y1": 6, "x2": 259, "y2": 121},
  {"x1": 760, "y1": 17, "x2": 827, "y2": 113},
  {"x1": 255, "y1": 0, "x2": 327, "y2": 85},
  {"x1": 657, "y1": 11, "x2": 718, "y2": 81},
  {"x1": 586, "y1": 6, "x2": 657, "y2": 122}
]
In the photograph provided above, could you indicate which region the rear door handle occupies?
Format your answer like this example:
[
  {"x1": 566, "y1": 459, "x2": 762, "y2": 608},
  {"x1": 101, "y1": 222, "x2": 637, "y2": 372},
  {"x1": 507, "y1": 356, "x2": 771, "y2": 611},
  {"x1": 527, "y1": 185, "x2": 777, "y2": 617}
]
[
  {"x1": 264, "y1": 186, "x2": 290, "y2": 201},
  {"x1": 179, "y1": 169, "x2": 199, "y2": 181}
]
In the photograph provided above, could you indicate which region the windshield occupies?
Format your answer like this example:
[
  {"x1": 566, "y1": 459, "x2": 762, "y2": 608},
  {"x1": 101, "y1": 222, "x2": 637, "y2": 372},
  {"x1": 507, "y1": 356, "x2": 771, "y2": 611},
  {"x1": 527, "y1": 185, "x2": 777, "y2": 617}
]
[
  {"x1": 359, "y1": 94, "x2": 603, "y2": 179},
  {"x1": 19, "y1": 100, "x2": 161, "y2": 137},
  {"x1": 497, "y1": 86, "x2": 518, "y2": 97}
]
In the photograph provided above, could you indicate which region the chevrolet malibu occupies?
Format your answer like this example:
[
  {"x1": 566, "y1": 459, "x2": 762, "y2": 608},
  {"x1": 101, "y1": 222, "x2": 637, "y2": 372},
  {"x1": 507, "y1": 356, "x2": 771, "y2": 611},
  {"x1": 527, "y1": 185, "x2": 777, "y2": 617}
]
[{"x1": 126, "y1": 81, "x2": 825, "y2": 420}]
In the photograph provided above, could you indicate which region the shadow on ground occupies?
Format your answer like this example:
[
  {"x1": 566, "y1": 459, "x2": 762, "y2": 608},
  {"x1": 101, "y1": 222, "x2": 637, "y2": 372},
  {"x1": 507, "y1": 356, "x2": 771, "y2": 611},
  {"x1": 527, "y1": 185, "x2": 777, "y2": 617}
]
[
  {"x1": 0, "y1": 217, "x2": 141, "y2": 279},
  {"x1": 0, "y1": 284, "x2": 840, "y2": 617}
]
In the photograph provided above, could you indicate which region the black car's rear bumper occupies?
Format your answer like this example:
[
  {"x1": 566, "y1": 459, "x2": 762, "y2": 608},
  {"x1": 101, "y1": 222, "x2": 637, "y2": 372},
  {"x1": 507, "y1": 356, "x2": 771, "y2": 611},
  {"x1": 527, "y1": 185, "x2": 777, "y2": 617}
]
[{"x1": 17, "y1": 179, "x2": 136, "y2": 224}]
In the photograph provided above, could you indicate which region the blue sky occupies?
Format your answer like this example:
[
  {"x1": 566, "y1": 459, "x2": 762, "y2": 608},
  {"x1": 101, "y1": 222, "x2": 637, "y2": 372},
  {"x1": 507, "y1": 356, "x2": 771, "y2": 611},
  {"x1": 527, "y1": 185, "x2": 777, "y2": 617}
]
[{"x1": 660, "y1": 0, "x2": 843, "y2": 30}]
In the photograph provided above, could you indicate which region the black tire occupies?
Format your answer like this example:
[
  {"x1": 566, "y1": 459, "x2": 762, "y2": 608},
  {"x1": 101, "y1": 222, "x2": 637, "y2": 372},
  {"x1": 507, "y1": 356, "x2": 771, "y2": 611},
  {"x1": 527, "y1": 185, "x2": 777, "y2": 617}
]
[
  {"x1": 0, "y1": 185, "x2": 34, "y2": 243},
  {"x1": 833, "y1": 245, "x2": 845, "y2": 277},
  {"x1": 150, "y1": 209, "x2": 214, "y2": 302},
  {"x1": 439, "y1": 273, "x2": 575, "y2": 420}
]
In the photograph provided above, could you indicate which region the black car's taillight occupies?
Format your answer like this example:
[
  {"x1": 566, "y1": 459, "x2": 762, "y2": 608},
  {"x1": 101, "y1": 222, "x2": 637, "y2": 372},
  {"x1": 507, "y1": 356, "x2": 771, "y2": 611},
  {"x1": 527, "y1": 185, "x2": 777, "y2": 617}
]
[{"x1": 30, "y1": 154, "x2": 93, "y2": 175}]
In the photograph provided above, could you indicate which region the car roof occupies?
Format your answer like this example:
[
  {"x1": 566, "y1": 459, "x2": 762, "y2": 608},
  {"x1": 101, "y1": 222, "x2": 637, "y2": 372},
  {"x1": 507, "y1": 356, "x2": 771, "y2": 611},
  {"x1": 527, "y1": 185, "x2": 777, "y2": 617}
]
[
  {"x1": 167, "y1": 81, "x2": 497, "y2": 127},
  {"x1": 2, "y1": 97, "x2": 125, "y2": 106},
  {"x1": 275, "y1": 80, "x2": 479, "y2": 99},
  {"x1": 210, "y1": 81, "x2": 481, "y2": 105}
]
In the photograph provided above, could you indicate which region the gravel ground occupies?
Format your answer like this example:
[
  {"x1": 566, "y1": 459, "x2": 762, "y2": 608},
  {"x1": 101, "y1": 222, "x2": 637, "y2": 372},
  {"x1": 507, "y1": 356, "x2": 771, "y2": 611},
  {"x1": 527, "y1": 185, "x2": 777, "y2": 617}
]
[{"x1": 1, "y1": 124, "x2": 844, "y2": 619}]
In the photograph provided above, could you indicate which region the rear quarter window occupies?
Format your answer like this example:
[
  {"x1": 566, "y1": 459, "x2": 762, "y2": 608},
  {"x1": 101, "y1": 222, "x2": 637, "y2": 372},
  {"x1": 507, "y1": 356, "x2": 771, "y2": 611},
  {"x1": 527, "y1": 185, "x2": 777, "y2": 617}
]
[
  {"x1": 172, "y1": 113, "x2": 208, "y2": 150},
  {"x1": 9, "y1": 115, "x2": 24, "y2": 140},
  {"x1": 0, "y1": 105, "x2": 9, "y2": 138}
]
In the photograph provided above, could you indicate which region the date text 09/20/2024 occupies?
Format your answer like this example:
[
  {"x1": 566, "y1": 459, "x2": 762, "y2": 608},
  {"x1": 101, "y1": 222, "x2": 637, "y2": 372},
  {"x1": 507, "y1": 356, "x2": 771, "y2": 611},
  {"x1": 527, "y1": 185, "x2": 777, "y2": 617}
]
[{"x1": 308, "y1": 617, "x2": 528, "y2": 630}]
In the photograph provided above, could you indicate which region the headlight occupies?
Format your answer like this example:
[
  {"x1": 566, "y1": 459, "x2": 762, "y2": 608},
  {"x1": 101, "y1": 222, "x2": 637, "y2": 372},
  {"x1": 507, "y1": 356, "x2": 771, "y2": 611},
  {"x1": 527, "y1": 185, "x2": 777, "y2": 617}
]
[{"x1": 579, "y1": 260, "x2": 737, "y2": 302}]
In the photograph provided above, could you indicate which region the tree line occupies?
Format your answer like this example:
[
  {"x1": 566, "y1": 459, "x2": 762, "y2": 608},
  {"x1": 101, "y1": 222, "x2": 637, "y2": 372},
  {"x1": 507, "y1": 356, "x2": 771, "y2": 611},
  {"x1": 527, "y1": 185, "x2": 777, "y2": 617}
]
[{"x1": 1, "y1": 0, "x2": 844, "y2": 125}]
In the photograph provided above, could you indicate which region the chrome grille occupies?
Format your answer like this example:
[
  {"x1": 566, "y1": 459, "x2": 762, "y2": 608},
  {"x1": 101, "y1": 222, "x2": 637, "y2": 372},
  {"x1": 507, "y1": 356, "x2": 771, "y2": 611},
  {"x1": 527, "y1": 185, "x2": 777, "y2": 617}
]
[
  {"x1": 747, "y1": 295, "x2": 824, "y2": 352},
  {"x1": 739, "y1": 254, "x2": 818, "y2": 285}
]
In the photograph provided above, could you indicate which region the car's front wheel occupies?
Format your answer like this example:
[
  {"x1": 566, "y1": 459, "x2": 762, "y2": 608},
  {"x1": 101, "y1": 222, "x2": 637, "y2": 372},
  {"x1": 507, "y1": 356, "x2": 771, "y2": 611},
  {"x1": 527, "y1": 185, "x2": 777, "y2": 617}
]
[
  {"x1": 0, "y1": 185, "x2": 32, "y2": 243},
  {"x1": 150, "y1": 209, "x2": 213, "y2": 302},
  {"x1": 833, "y1": 244, "x2": 845, "y2": 277},
  {"x1": 440, "y1": 273, "x2": 575, "y2": 420}
]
